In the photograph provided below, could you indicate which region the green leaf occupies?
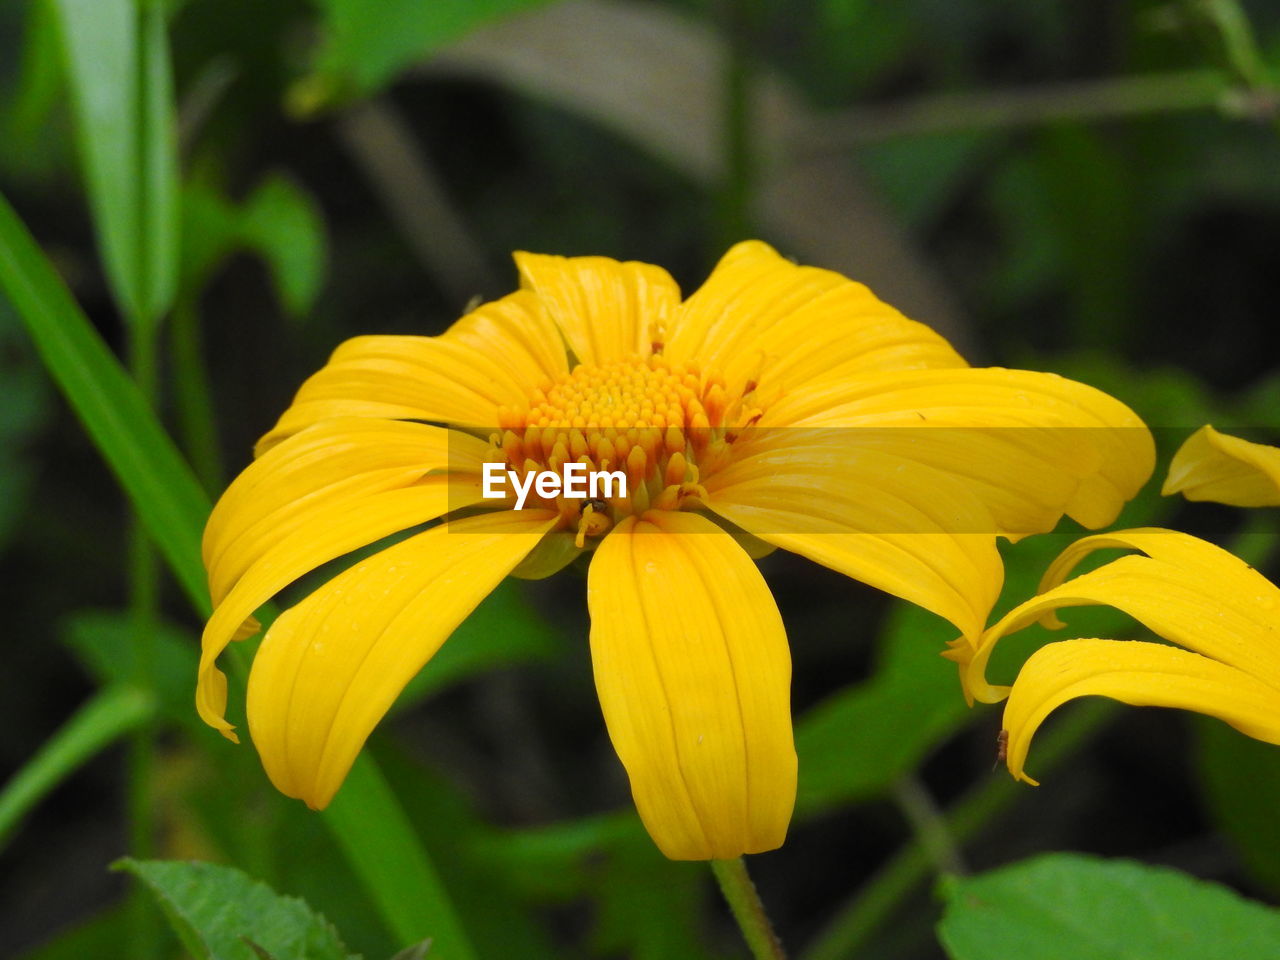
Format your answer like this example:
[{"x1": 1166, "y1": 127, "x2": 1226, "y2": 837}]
[
  {"x1": 1195, "y1": 718, "x2": 1280, "y2": 896},
  {"x1": 0, "y1": 192, "x2": 476, "y2": 960},
  {"x1": 304, "y1": 0, "x2": 559, "y2": 101},
  {"x1": 116, "y1": 858, "x2": 359, "y2": 960},
  {"x1": 0, "y1": 189, "x2": 211, "y2": 612},
  {"x1": 182, "y1": 175, "x2": 328, "y2": 319},
  {"x1": 324, "y1": 757, "x2": 477, "y2": 960},
  {"x1": 51, "y1": 0, "x2": 178, "y2": 329},
  {"x1": 0, "y1": 685, "x2": 155, "y2": 847},
  {"x1": 61, "y1": 608, "x2": 199, "y2": 722},
  {"x1": 937, "y1": 853, "x2": 1280, "y2": 960}
]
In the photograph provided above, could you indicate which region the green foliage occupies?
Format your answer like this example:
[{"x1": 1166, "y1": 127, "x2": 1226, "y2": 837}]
[
  {"x1": 1195, "y1": 719, "x2": 1280, "y2": 896},
  {"x1": 302, "y1": 0, "x2": 559, "y2": 103},
  {"x1": 0, "y1": 685, "x2": 155, "y2": 847},
  {"x1": 116, "y1": 858, "x2": 359, "y2": 960},
  {"x1": 937, "y1": 853, "x2": 1280, "y2": 959},
  {"x1": 50, "y1": 0, "x2": 178, "y2": 330},
  {"x1": 182, "y1": 175, "x2": 328, "y2": 319},
  {"x1": 0, "y1": 191, "x2": 211, "y2": 610}
]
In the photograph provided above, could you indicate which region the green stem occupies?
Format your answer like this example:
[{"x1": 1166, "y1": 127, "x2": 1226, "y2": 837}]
[
  {"x1": 803, "y1": 700, "x2": 1117, "y2": 960},
  {"x1": 169, "y1": 296, "x2": 223, "y2": 493},
  {"x1": 711, "y1": 857, "x2": 787, "y2": 960},
  {"x1": 797, "y1": 69, "x2": 1237, "y2": 151},
  {"x1": 126, "y1": 325, "x2": 161, "y2": 960},
  {"x1": 716, "y1": 0, "x2": 757, "y2": 249},
  {"x1": 891, "y1": 775, "x2": 967, "y2": 877}
]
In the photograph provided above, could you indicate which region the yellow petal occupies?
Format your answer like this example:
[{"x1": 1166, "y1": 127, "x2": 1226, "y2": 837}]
[
  {"x1": 513, "y1": 251, "x2": 681, "y2": 365},
  {"x1": 762, "y1": 367, "x2": 1154, "y2": 534},
  {"x1": 1002, "y1": 638, "x2": 1280, "y2": 784},
  {"x1": 959, "y1": 528, "x2": 1280, "y2": 704},
  {"x1": 1163, "y1": 425, "x2": 1280, "y2": 507},
  {"x1": 256, "y1": 291, "x2": 563, "y2": 453},
  {"x1": 586, "y1": 511, "x2": 796, "y2": 860},
  {"x1": 665, "y1": 240, "x2": 965, "y2": 397},
  {"x1": 246, "y1": 509, "x2": 556, "y2": 809},
  {"x1": 196, "y1": 480, "x2": 486, "y2": 739},
  {"x1": 204, "y1": 419, "x2": 489, "y2": 603},
  {"x1": 704, "y1": 432, "x2": 1003, "y2": 642}
]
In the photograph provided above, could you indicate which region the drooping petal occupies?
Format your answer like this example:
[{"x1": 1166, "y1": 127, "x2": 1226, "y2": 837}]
[
  {"x1": 704, "y1": 433, "x2": 1004, "y2": 642},
  {"x1": 246, "y1": 509, "x2": 557, "y2": 809},
  {"x1": 204, "y1": 419, "x2": 490, "y2": 602},
  {"x1": 762, "y1": 367, "x2": 1154, "y2": 534},
  {"x1": 586, "y1": 511, "x2": 796, "y2": 860},
  {"x1": 1163, "y1": 425, "x2": 1280, "y2": 507},
  {"x1": 958, "y1": 528, "x2": 1280, "y2": 704},
  {"x1": 665, "y1": 240, "x2": 965, "y2": 397},
  {"x1": 513, "y1": 251, "x2": 682, "y2": 365},
  {"x1": 256, "y1": 291, "x2": 565, "y2": 453},
  {"x1": 196, "y1": 480, "x2": 489, "y2": 739},
  {"x1": 1002, "y1": 638, "x2": 1280, "y2": 784}
]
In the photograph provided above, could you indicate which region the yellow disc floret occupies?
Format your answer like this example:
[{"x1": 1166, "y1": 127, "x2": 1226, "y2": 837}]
[{"x1": 492, "y1": 354, "x2": 761, "y2": 542}]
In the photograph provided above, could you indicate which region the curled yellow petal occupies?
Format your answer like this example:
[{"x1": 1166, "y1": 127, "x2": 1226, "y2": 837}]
[
  {"x1": 246, "y1": 509, "x2": 556, "y2": 809},
  {"x1": 1003, "y1": 638, "x2": 1280, "y2": 784},
  {"x1": 665, "y1": 240, "x2": 965, "y2": 397},
  {"x1": 513, "y1": 251, "x2": 681, "y2": 365},
  {"x1": 587, "y1": 511, "x2": 796, "y2": 860},
  {"x1": 1163, "y1": 425, "x2": 1280, "y2": 507},
  {"x1": 959, "y1": 528, "x2": 1280, "y2": 704}
]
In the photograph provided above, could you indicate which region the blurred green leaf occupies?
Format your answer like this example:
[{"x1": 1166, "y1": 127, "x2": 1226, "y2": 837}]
[
  {"x1": 116, "y1": 858, "x2": 358, "y2": 960},
  {"x1": 0, "y1": 685, "x2": 155, "y2": 848},
  {"x1": 1195, "y1": 718, "x2": 1280, "y2": 896},
  {"x1": 937, "y1": 852, "x2": 1280, "y2": 959},
  {"x1": 324, "y1": 758, "x2": 477, "y2": 960},
  {"x1": 0, "y1": 192, "x2": 476, "y2": 960},
  {"x1": 0, "y1": 190, "x2": 211, "y2": 610},
  {"x1": 61, "y1": 608, "x2": 199, "y2": 722},
  {"x1": 1, "y1": 0, "x2": 67, "y2": 177},
  {"x1": 305, "y1": 0, "x2": 559, "y2": 100},
  {"x1": 183, "y1": 175, "x2": 328, "y2": 318},
  {"x1": 15, "y1": 904, "x2": 131, "y2": 960},
  {"x1": 51, "y1": 0, "x2": 178, "y2": 329}
]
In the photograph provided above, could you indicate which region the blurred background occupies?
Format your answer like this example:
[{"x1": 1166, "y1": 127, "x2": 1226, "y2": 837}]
[{"x1": 2, "y1": 1, "x2": 1279, "y2": 958}]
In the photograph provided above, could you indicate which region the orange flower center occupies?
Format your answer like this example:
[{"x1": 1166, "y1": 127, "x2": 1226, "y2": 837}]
[{"x1": 492, "y1": 354, "x2": 760, "y2": 542}]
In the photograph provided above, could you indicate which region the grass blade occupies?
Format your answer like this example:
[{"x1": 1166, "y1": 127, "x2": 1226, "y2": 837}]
[
  {"x1": 0, "y1": 685, "x2": 155, "y2": 848},
  {"x1": 0, "y1": 191, "x2": 478, "y2": 959}
]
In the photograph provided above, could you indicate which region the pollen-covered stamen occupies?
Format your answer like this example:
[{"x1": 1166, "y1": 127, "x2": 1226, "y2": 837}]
[{"x1": 492, "y1": 354, "x2": 756, "y2": 535}]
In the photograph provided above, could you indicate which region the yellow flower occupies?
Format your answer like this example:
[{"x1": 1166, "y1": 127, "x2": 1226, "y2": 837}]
[
  {"x1": 1162, "y1": 424, "x2": 1280, "y2": 506},
  {"x1": 958, "y1": 529, "x2": 1280, "y2": 784},
  {"x1": 196, "y1": 240, "x2": 1152, "y2": 859}
]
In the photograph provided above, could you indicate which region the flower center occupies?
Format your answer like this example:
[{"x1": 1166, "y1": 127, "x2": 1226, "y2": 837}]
[{"x1": 493, "y1": 354, "x2": 759, "y2": 542}]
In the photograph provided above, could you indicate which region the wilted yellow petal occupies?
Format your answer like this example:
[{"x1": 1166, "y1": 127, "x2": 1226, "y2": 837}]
[
  {"x1": 1003, "y1": 638, "x2": 1280, "y2": 784},
  {"x1": 587, "y1": 511, "x2": 796, "y2": 860},
  {"x1": 246, "y1": 509, "x2": 556, "y2": 809},
  {"x1": 257, "y1": 291, "x2": 564, "y2": 453},
  {"x1": 959, "y1": 528, "x2": 1280, "y2": 704},
  {"x1": 665, "y1": 240, "x2": 964, "y2": 397},
  {"x1": 704, "y1": 433, "x2": 1003, "y2": 641},
  {"x1": 513, "y1": 251, "x2": 681, "y2": 364},
  {"x1": 1163, "y1": 425, "x2": 1280, "y2": 507},
  {"x1": 762, "y1": 367, "x2": 1154, "y2": 535}
]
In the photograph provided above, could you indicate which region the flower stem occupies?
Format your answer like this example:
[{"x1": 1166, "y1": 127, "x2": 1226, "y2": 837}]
[{"x1": 711, "y1": 856, "x2": 787, "y2": 960}]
